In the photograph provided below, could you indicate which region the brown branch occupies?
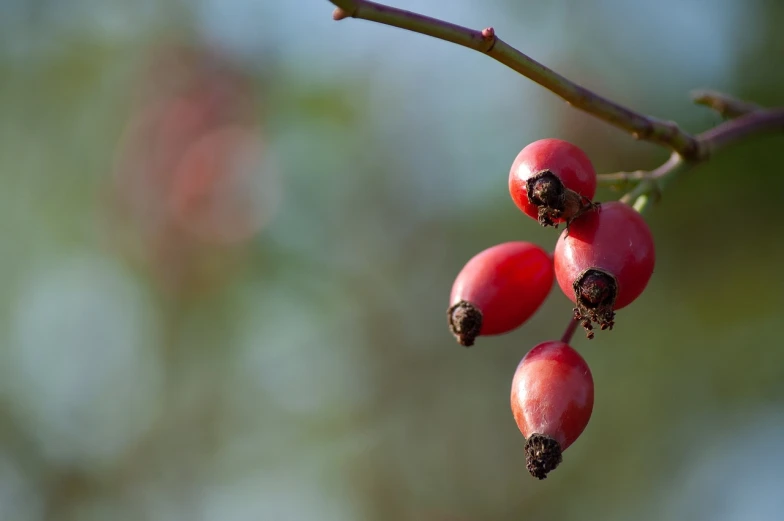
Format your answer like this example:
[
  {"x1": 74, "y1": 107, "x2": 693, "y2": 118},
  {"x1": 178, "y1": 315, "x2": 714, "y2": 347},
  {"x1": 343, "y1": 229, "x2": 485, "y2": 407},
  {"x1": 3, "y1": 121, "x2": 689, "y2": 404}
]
[
  {"x1": 326, "y1": 1, "x2": 784, "y2": 212},
  {"x1": 328, "y1": 0, "x2": 701, "y2": 158},
  {"x1": 603, "y1": 107, "x2": 784, "y2": 182},
  {"x1": 698, "y1": 107, "x2": 784, "y2": 152},
  {"x1": 603, "y1": 107, "x2": 784, "y2": 211}
]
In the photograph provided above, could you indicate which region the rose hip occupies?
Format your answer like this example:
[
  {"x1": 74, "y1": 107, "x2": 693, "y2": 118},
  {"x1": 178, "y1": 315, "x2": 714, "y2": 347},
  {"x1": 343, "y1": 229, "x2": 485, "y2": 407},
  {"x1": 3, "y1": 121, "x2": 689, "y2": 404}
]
[
  {"x1": 509, "y1": 139, "x2": 598, "y2": 227},
  {"x1": 448, "y1": 242, "x2": 554, "y2": 347},
  {"x1": 510, "y1": 340, "x2": 594, "y2": 479},
  {"x1": 553, "y1": 201, "x2": 655, "y2": 338}
]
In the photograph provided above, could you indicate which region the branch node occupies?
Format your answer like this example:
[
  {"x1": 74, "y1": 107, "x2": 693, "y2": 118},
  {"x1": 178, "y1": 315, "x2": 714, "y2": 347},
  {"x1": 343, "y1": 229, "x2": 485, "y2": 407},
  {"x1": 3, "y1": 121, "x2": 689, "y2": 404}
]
[
  {"x1": 480, "y1": 27, "x2": 497, "y2": 52},
  {"x1": 681, "y1": 139, "x2": 703, "y2": 161},
  {"x1": 632, "y1": 120, "x2": 655, "y2": 141},
  {"x1": 332, "y1": 7, "x2": 355, "y2": 20}
]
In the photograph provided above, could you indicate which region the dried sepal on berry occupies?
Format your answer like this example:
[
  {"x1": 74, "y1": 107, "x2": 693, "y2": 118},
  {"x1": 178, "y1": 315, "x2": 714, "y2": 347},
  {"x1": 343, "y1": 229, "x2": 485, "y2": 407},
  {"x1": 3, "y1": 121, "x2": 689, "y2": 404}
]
[
  {"x1": 447, "y1": 300, "x2": 483, "y2": 347},
  {"x1": 526, "y1": 170, "x2": 600, "y2": 228},
  {"x1": 524, "y1": 433, "x2": 563, "y2": 480},
  {"x1": 572, "y1": 268, "x2": 617, "y2": 339}
]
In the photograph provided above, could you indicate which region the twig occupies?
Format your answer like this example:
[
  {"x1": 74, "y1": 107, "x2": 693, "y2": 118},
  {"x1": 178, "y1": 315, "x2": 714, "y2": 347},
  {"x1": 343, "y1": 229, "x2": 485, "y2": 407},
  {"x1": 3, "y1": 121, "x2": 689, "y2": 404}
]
[
  {"x1": 603, "y1": 108, "x2": 784, "y2": 185},
  {"x1": 604, "y1": 108, "x2": 784, "y2": 211},
  {"x1": 606, "y1": 152, "x2": 684, "y2": 184},
  {"x1": 328, "y1": 0, "x2": 701, "y2": 158},
  {"x1": 698, "y1": 107, "x2": 784, "y2": 152},
  {"x1": 691, "y1": 89, "x2": 762, "y2": 119}
]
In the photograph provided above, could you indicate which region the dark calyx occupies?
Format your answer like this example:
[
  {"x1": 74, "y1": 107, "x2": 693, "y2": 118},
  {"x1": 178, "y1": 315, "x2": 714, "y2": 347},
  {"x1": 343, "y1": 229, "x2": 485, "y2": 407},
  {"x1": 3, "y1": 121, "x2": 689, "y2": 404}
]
[
  {"x1": 572, "y1": 268, "x2": 617, "y2": 339},
  {"x1": 524, "y1": 433, "x2": 563, "y2": 479},
  {"x1": 527, "y1": 170, "x2": 598, "y2": 228},
  {"x1": 447, "y1": 300, "x2": 483, "y2": 347}
]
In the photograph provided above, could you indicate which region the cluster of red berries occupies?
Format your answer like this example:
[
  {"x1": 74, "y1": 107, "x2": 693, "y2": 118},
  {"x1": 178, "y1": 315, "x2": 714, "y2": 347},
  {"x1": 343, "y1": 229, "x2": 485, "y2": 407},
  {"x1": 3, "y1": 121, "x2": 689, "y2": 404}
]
[{"x1": 447, "y1": 138, "x2": 656, "y2": 479}]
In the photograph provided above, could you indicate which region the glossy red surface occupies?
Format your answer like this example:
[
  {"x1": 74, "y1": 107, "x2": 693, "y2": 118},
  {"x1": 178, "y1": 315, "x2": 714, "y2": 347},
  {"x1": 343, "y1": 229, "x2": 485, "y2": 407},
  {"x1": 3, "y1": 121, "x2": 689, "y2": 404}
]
[
  {"x1": 510, "y1": 341, "x2": 594, "y2": 450},
  {"x1": 554, "y1": 201, "x2": 655, "y2": 310},
  {"x1": 508, "y1": 138, "x2": 597, "y2": 223},
  {"x1": 450, "y1": 242, "x2": 554, "y2": 336}
]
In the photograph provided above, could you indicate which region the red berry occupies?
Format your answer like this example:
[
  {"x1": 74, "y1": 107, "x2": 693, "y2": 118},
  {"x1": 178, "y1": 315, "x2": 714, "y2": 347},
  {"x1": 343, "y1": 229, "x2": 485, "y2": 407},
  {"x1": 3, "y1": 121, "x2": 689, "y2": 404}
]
[
  {"x1": 510, "y1": 340, "x2": 594, "y2": 479},
  {"x1": 553, "y1": 201, "x2": 655, "y2": 338},
  {"x1": 448, "y1": 242, "x2": 554, "y2": 347},
  {"x1": 508, "y1": 138, "x2": 598, "y2": 227}
]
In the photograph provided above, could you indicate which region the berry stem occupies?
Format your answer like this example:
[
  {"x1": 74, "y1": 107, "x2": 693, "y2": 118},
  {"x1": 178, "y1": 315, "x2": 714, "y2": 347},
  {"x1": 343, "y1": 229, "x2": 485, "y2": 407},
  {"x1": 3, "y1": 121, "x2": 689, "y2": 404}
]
[
  {"x1": 560, "y1": 316, "x2": 579, "y2": 344},
  {"x1": 632, "y1": 193, "x2": 650, "y2": 213},
  {"x1": 327, "y1": 0, "x2": 700, "y2": 156}
]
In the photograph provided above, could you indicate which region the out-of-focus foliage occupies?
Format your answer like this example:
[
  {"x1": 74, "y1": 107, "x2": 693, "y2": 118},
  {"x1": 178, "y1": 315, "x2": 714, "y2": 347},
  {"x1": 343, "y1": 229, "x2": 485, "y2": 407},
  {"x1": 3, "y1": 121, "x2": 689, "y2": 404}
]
[{"x1": 1, "y1": 1, "x2": 783, "y2": 520}]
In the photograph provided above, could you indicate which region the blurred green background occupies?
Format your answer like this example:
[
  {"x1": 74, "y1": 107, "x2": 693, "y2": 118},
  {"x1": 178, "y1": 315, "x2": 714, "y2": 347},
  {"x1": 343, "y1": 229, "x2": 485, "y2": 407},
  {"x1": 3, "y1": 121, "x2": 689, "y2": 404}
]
[{"x1": 1, "y1": 0, "x2": 783, "y2": 520}]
